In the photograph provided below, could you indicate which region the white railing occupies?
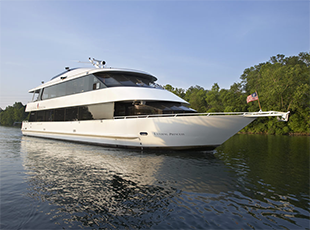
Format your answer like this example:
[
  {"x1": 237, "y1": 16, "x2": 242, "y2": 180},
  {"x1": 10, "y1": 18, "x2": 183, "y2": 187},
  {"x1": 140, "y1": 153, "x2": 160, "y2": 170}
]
[{"x1": 113, "y1": 111, "x2": 290, "y2": 121}]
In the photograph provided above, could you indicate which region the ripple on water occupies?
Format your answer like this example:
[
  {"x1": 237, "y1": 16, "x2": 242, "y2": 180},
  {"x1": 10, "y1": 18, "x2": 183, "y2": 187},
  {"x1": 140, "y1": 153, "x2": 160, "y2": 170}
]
[{"x1": 0, "y1": 127, "x2": 309, "y2": 229}]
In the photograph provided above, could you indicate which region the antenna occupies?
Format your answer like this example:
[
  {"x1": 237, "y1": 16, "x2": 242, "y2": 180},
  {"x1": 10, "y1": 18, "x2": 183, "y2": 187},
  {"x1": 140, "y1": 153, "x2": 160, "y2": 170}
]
[{"x1": 89, "y1": 57, "x2": 106, "y2": 68}]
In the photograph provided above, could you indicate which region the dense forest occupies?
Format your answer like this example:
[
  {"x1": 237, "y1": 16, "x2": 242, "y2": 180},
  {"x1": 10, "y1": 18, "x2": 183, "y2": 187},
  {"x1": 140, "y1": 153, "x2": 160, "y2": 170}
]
[
  {"x1": 0, "y1": 102, "x2": 28, "y2": 126},
  {"x1": 1, "y1": 52, "x2": 309, "y2": 135},
  {"x1": 164, "y1": 52, "x2": 309, "y2": 135}
]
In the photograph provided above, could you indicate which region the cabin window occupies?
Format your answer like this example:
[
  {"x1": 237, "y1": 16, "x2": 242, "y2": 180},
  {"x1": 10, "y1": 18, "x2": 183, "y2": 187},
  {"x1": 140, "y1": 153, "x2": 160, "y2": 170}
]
[
  {"x1": 27, "y1": 101, "x2": 195, "y2": 122},
  {"x1": 66, "y1": 80, "x2": 77, "y2": 95},
  {"x1": 37, "y1": 72, "x2": 160, "y2": 102},
  {"x1": 42, "y1": 86, "x2": 55, "y2": 100},
  {"x1": 54, "y1": 108, "x2": 65, "y2": 121},
  {"x1": 97, "y1": 74, "x2": 122, "y2": 87},
  {"x1": 78, "y1": 106, "x2": 94, "y2": 120},
  {"x1": 114, "y1": 102, "x2": 196, "y2": 117},
  {"x1": 54, "y1": 83, "x2": 66, "y2": 97},
  {"x1": 40, "y1": 74, "x2": 106, "y2": 101},
  {"x1": 114, "y1": 103, "x2": 127, "y2": 116},
  {"x1": 94, "y1": 72, "x2": 154, "y2": 88},
  {"x1": 31, "y1": 89, "x2": 42, "y2": 101},
  {"x1": 27, "y1": 103, "x2": 112, "y2": 122},
  {"x1": 36, "y1": 111, "x2": 45, "y2": 121},
  {"x1": 45, "y1": 110, "x2": 55, "y2": 121},
  {"x1": 65, "y1": 107, "x2": 78, "y2": 121},
  {"x1": 93, "y1": 82, "x2": 100, "y2": 90},
  {"x1": 113, "y1": 75, "x2": 136, "y2": 86},
  {"x1": 29, "y1": 112, "x2": 36, "y2": 122}
]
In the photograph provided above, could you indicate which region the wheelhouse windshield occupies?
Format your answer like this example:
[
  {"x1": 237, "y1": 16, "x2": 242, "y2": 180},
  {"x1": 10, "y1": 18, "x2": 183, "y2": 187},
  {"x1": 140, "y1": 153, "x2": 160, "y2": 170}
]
[{"x1": 94, "y1": 72, "x2": 162, "y2": 88}]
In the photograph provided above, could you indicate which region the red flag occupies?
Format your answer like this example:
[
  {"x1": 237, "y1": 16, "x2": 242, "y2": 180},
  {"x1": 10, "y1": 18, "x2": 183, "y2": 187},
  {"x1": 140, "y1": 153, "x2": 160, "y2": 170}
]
[{"x1": 247, "y1": 92, "x2": 258, "y2": 103}]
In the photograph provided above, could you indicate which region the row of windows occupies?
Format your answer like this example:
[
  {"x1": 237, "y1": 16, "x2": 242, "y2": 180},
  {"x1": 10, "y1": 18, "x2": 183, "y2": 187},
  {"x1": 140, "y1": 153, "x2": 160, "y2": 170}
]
[
  {"x1": 95, "y1": 72, "x2": 154, "y2": 88},
  {"x1": 114, "y1": 102, "x2": 196, "y2": 117},
  {"x1": 28, "y1": 102, "x2": 196, "y2": 122},
  {"x1": 29, "y1": 105, "x2": 104, "y2": 122},
  {"x1": 33, "y1": 72, "x2": 161, "y2": 102},
  {"x1": 41, "y1": 74, "x2": 104, "y2": 100}
]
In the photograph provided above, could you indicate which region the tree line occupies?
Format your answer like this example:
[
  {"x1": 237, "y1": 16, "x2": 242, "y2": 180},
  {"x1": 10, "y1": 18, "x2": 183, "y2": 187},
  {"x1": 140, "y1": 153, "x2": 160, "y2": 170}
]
[
  {"x1": 1, "y1": 52, "x2": 309, "y2": 134},
  {"x1": 164, "y1": 52, "x2": 309, "y2": 135},
  {"x1": 0, "y1": 102, "x2": 29, "y2": 126}
]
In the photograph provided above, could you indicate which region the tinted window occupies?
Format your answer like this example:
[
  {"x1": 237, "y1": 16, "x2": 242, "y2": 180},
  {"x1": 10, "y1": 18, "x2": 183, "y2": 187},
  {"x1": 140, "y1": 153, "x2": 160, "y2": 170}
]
[
  {"x1": 41, "y1": 74, "x2": 106, "y2": 101},
  {"x1": 94, "y1": 72, "x2": 154, "y2": 88},
  {"x1": 97, "y1": 74, "x2": 121, "y2": 87},
  {"x1": 29, "y1": 112, "x2": 36, "y2": 122},
  {"x1": 114, "y1": 102, "x2": 196, "y2": 116},
  {"x1": 42, "y1": 87, "x2": 53, "y2": 100},
  {"x1": 54, "y1": 108, "x2": 65, "y2": 121},
  {"x1": 65, "y1": 107, "x2": 78, "y2": 121},
  {"x1": 78, "y1": 106, "x2": 94, "y2": 120},
  {"x1": 36, "y1": 111, "x2": 45, "y2": 121},
  {"x1": 55, "y1": 83, "x2": 66, "y2": 97},
  {"x1": 45, "y1": 110, "x2": 55, "y2": 121}
]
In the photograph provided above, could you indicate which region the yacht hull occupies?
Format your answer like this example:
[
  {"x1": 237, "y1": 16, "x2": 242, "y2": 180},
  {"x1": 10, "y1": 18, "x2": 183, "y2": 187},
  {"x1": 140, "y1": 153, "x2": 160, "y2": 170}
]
[{"x1": 21, "y1": 115, "x2": 256, "y2": 150}]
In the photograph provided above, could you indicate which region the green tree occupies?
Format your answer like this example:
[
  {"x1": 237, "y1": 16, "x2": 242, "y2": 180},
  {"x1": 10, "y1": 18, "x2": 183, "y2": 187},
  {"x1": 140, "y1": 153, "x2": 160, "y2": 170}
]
[
  {"x1": 0, "y1": 102, "x2": 28, "y2": 126},
  {"x1": 239, "y1": 52, "x2": 310, "y2": 134},
  {"x1": 164, "y1": 84, "x2": 186, "y2": 99},
  {"x1": 258, "y1": 61, "x2": 308, "y2": 111},
  {"x1": 205, "y1": 83, "x2": 224, "y2": 112},
  {"x1": 240, "y1": 63, "x2": 265, "y2": 94},
  {"x1": 184, "y1": 85, "x2": 208, "y2": 112},
  {"x1": 221, "y1": 83, "x2": 248, "y2": 112},
  {"x1": 162, "y1": 52, "x2": 309, "y2": 135}
]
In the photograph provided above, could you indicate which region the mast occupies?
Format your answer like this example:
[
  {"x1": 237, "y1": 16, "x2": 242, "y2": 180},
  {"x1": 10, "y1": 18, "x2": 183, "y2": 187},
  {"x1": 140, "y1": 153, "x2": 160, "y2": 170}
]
[{"x1": 89, "y1": 57, "x2": 106, "y2": 68}]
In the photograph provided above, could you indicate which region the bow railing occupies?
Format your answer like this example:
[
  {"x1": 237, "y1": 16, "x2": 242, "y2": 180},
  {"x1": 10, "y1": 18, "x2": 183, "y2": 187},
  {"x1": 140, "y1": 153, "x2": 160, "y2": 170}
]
[{"x1": 113, "y1": 111, "x2": 290, "y2": 121}]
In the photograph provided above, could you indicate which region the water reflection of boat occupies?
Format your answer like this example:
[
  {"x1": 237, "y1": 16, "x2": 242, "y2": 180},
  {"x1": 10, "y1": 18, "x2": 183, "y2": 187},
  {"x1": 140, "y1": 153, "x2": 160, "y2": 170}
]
[
  {"x1": 20, "y1": 136, "x2": 233, "y2": 228},
  {"x1": 21, "y1": 136, "x2": 173, "y2": 228},
  {"x1": 21, "y1": 58, "x2": 289, "y2": 150}
]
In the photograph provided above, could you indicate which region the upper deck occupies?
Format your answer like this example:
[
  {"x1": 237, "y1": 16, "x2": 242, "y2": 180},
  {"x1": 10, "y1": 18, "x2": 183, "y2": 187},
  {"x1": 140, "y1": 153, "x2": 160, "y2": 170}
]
[
  {"x1": 25, "y1": 59, "x2": 188, "y2": 112},
  {"x1": 29, "y1": 67, "x2": 157, "y2": 93}
]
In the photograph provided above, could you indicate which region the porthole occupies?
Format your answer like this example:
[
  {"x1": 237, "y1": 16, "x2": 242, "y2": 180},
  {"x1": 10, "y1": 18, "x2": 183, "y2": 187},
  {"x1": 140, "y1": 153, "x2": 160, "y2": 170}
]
[{"x1": 140, "y1": 132, "x2": 148, "y2": 136}]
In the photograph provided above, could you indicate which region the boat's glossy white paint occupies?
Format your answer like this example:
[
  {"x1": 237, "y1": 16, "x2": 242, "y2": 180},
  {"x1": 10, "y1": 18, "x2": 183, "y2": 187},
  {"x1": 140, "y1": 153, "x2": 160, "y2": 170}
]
[{"x1": 22, "y1": 114, "x2": 256, "y2": 150}]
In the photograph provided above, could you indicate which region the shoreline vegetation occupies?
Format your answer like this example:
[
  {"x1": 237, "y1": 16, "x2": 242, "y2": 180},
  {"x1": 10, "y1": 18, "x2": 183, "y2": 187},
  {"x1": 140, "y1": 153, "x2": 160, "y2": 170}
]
[
  {"x1": 0, "y1": 52, "x2": 309, "y2": 135},
  {"x1": 238, "y1": 131, "x2": 309, "y2": 136},
  {"x1": 163, "y1": 52, "x2": 309, "y2": 136}
]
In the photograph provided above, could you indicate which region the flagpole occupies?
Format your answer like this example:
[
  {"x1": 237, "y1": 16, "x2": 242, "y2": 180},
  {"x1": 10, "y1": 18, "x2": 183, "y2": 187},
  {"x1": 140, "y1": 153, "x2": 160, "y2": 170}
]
[{"x1": 256, "y1": 91, "x2": 262, "y2": 111}]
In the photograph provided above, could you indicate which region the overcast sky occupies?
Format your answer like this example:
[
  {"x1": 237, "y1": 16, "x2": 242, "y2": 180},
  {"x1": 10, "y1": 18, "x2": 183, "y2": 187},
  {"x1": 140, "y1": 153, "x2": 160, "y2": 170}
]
[{"x1": 0, "y1": 0, "x2": 308, "y2": 109}]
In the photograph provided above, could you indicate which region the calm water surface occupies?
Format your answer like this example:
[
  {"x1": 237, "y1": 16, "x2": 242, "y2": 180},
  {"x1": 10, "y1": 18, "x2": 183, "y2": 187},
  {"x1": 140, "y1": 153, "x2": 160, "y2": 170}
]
[{"x1": 0, "y1": 126, "x2": 309, "y2": 229}]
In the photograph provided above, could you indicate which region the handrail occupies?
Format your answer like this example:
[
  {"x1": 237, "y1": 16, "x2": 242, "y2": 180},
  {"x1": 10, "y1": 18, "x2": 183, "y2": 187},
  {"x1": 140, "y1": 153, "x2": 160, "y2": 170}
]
[
  {"x1": 22, "y1": 111, "x2": 290, "y2": 123},
  {"x1": 113, "y1": 111, "x2": 290, "y2": 121}
]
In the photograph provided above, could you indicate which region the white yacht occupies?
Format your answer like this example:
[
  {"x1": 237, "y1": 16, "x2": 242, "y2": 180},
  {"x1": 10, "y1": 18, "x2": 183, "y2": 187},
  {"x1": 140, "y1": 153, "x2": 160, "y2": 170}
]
[{"x1": 21, "y1": 58, "x2": 289, "y2": 150}]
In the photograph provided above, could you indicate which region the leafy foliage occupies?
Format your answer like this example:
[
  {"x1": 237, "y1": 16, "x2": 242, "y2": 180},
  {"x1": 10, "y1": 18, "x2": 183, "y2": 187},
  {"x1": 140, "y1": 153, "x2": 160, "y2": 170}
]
[
  {"x1": 164, "y1": 52, "x2": 309, "y2": 135},
  {"x1": 0, "y1": 102, "x2": 29, "y2": 126},
  {"x1": 184, "y1": 85, "x2": 208, "y2": 113}
]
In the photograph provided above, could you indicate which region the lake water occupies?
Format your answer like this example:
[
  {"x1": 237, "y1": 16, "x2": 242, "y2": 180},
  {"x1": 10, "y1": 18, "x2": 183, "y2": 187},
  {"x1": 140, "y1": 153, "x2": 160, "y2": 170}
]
[{"x1": 0, "y1": 126, "x2": 309, "y2": 229}]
